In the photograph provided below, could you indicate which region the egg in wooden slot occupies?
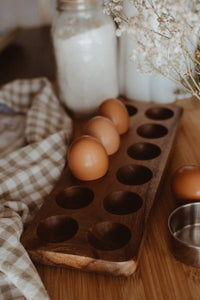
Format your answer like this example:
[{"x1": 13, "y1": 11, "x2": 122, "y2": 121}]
[
  {"x1": 97, "y1": 98, "x2": 129, "y2": 135},
  {"x1": 84, "y1": 116, "x2": 120, "y2": 155},
  {"x1": 68, "y1": 135, "x2": 109, "y2": 181},
  {"x1": 171, "y1": 165, "x2": 200, "y2": 204}
]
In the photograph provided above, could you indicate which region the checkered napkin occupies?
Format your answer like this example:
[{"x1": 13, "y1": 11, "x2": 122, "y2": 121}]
[{"x1": 0, "y1": 78, "x2": 73, "y2": 299}]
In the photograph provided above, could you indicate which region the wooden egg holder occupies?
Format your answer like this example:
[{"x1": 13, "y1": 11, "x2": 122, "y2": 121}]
[{"x1": 21, "y1": 100, "x2": 182, "y2": 277}]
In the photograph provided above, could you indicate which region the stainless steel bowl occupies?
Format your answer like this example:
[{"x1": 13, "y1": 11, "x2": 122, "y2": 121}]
[{"x1": 168, "y1": 203, "x2": 200, "y2": 267}]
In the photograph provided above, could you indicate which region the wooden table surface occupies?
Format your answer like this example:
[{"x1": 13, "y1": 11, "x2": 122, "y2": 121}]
[{"x1": 1, "y1": 26, "x2": 200, "y2": 300}]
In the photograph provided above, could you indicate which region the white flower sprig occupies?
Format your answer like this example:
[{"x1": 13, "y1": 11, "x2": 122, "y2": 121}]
[{"x1": 104, "y1": 0, "x2": 200, "y2": 100}]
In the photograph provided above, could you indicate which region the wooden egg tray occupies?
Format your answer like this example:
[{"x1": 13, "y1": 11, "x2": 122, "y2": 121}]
[{"x1": 21, "y1": 100, "x2": 182, "y2": 277}]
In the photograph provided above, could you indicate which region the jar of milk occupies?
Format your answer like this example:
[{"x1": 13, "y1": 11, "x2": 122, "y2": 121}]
[
  {"x1": 52, "y1": 0, "x2": 119, "y2": 117},
  {"x1": 119, "y1": 0, "x2": 182, "y2": 103}
]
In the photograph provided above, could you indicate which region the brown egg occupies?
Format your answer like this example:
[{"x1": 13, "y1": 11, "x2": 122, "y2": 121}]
[
  {"x1": 84, "y1": 116, "x2": 120, "y2": 155},
  {"x1": 98, "y1": 98, "x2": 129, "y2": 135},
  {"x1": 68, "y1": 135, "x2": 109, "y2": 181},
  {"x1": 172, "y1": 165, "x2": 200, "y2": 202}
]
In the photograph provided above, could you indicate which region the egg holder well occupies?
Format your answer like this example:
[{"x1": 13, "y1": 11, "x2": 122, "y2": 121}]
[{"x1": 21, "y1": 99, "x2": 183, "y2": 277}]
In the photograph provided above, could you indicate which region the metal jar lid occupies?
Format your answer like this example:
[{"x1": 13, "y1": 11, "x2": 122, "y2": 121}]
[{"x1": 57, "y1": 0, "x2": 101, "y2": 9}]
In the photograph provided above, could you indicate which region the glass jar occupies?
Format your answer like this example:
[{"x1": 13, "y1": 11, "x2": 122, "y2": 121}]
[
  {"x1": 119, "y1": 0, "x2": 180, "y2": 103},
  {"x1": 52, "y1": 0, "x2": 119, "y2": 117}
]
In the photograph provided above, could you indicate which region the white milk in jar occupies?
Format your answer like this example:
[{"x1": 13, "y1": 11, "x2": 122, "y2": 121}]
[{"x1": 52, "y1": 0, "x2": 119, "y2": 117}]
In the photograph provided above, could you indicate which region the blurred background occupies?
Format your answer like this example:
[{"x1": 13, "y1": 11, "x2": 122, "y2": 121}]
[
  {"x1": 0, "y1": 0, "x2": 58, "y2": 85},
  {"x1": 0, "y1": 0, "x2": 56, "y2": 28}
]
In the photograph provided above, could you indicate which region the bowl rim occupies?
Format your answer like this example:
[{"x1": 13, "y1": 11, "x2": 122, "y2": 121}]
[{"x1": 168, "y1": 202, "x2": 200, "y2": 250}]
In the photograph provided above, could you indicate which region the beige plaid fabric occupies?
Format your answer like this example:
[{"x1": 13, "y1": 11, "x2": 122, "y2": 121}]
[{"x1": 0, "y1": 78, "x2": 73, "y2": 299}]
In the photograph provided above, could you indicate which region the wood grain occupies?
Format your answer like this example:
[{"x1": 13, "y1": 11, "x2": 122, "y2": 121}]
[
  {"x1": 34, "y1": 97, "x2": 200, "y2": 299},
  {"x1": 21, "y1": 99, "x2": 182, "y2": 277}
]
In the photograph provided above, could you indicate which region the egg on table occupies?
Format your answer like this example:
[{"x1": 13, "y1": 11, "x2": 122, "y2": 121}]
[
  {"x1": 68, "y1": 135, "x2": 109, "y2": 181},
  {"x1": 171, "y1": 165, "x2": 200, "y2": 203},
  {"x1": 98, "y1": 98, "x2": 129, "y2": 135},
  {"x1": 84, "y1": 116, "x2": 120, "y2": 155}
]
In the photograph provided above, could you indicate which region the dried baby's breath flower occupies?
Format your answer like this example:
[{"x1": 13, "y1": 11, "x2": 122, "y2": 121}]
[
  {"x1": 113, "y1": 4, "x2": 123, "y2": 11},
  {"x1": 105, "y1": 0, "x2": 200, "y2": 100},
  {"x1": 114, "y1": 16, "x2": 122, "y2": 22},
  {"x1": 116, "y1": 29, "x2": 122, "y2": 36},
  {"x1": 103, "y1": 7, "x2": 111, "y2": 15}
]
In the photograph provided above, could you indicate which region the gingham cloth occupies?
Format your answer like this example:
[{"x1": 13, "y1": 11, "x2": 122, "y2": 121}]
[{"x1": 0, "y1": 78, "x2": 73, "y2": 299}]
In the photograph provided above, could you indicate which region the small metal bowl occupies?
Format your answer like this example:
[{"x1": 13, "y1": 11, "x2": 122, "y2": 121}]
[{"x1": 168, "y1": 202, "x2": 200, "y2": 267}]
